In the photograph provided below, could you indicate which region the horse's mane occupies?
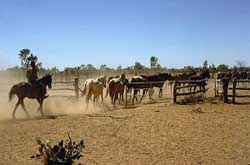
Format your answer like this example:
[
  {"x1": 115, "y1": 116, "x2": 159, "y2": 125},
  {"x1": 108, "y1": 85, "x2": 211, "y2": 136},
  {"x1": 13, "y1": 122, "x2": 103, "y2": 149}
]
[{"x1": 38, "y1": 74, "x2": 49, "y2": 81}]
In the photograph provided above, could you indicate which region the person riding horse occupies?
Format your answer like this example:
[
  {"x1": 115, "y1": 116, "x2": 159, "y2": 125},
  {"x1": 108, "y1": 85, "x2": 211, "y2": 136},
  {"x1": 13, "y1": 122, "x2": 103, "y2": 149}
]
[
  {"x1": 26, "y1": 61, "x2": 38, "y2": 84},
  {"x1": 26, "y1": 61, "x2": 47, "y2": 98}
]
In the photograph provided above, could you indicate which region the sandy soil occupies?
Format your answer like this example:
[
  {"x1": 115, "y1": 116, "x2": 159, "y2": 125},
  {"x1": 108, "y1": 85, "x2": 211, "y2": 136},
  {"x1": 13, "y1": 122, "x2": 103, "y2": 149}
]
[{"x1": 1, "y1": 80, "x2": 250, "y2": 164}]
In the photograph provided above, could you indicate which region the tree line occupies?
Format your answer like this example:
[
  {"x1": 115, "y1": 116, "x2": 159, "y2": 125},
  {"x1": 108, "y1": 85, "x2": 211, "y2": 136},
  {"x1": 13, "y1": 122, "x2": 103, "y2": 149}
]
[{"x1": 1, "y1": 49, "x2": 250, "y2": 82}]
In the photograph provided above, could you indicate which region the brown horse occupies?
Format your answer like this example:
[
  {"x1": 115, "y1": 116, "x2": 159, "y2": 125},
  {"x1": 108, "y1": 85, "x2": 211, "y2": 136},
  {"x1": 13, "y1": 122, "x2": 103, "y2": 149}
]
[
  {"x1": 9, "y1": 74, "x2": 52, "y2": 119},
  {"x1": 106, "y1": 73, "x2": 126, "y2": 107}
]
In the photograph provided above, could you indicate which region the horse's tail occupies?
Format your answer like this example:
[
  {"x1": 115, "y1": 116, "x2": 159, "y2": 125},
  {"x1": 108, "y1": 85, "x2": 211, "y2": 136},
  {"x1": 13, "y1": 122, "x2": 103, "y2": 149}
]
[{"x1": 9, "y1": 85, "x2": 18, "y2": 102}]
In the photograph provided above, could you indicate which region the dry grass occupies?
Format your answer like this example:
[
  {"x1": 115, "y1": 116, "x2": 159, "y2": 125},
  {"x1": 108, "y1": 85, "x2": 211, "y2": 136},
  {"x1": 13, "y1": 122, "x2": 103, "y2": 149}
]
[{"x1": 1, "y1": 80, "x2": 250, "y2": 164}]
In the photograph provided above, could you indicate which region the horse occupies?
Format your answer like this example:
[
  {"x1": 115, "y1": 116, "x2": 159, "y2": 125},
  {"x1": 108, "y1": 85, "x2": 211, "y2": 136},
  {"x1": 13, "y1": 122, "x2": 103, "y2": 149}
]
[
  {"x1": 81, "y1": 75, "x2": 106, "y2": 108},
  {"x1": 188, "y1": 70, "x2": 210, "y2": 92},
  {"x1": 106, "y1": 73, "x2": 126, "y2": 107},
  {"x1": 126, "y1": 76, "x2": 148, "y2": 104},
  {"x1": 140, "y1": 73, "x2": 172, "y2": 98},
  {"x1": 9, "y1": 74, "x2": 52, "y2": 119},
  {"x1": 107, "y1": 75, "x2": 119, "y2": 84}
]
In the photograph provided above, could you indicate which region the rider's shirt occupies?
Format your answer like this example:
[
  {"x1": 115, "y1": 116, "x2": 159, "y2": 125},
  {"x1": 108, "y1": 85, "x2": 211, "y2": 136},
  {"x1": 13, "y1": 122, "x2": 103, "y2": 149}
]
[{"x1": 26, "y1": 67, "x2": 38, "y2": 84}]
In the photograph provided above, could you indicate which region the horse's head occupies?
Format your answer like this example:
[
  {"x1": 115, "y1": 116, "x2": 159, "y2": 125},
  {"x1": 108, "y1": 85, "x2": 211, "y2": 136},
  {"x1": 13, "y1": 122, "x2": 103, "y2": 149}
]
[
  {"x1": 97, "y1": 75, "x2": 107, "y2": 88},
  {"x1": 119, "y1": 72, "x2": 126, "y2": 83},
  {"x1": 44, "y1": 74, "x2": 53, "y2": 89}
]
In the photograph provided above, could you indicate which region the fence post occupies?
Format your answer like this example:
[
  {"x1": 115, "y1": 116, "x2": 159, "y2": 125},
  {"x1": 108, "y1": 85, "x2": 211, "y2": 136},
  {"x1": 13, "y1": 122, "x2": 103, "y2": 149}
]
[
  {"x1": 75, "y1": 78, "x2": 79, "y2": 99},
  {"x1": 222, "y1": 78, "x2": 229, "y2": 103},
  {"x1": 232, "y1": 78, "x2": 237, "y2": 104},
  {"x1": 173, "y1": 80, "x2": 177, "y2": 103}
]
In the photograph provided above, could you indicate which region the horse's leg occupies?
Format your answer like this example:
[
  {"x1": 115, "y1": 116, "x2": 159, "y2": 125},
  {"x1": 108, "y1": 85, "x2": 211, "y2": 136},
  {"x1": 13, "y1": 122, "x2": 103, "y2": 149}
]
[
  {"x1": 129, "y1": 89, "x2": 132, "y2": 101},
  {"x1": 36, "y1": 98, "x2": 41, "y2": 112},
  {"x1": 87, "y1": 95, "x2": 90, "y2": 110},
  {"x1": 93, "y1": 95, "x2": 97, "y2": 107},
  {"x1": 139, "y1": 90, "x2": 146, "y2": 103},
  {"x1": 110, "y1": 94, "x2": 113, "y2": 104},
  {"x1": 12, "y1": 99, "x2": 20, "y2": 119},
  {"x1": 132, "y1": 93, "x2": 135, "y2": 105},
  {"x1": 86, "y1": 92, "x2": 90, "y2": 110},
  {"x1": 113, "y1": 95, "x2": 116, "y2": 108},
  {"x1": 135, "y1": 90, "x2": 139, "y2": 103},
  {"x1": 20, "y1": 99, "x2": 30, "y2": 118},
  {"x1": 101, "y1": 93, "x2": 104, "y2": 104},
  {"x1": 159, "y1": 88, "x2": 162, "y2": 98},
  {"x1": 39, "y1": 99, "x2": 45, "y2": 116},
  {"x1": 132, "y1": 90, "x2": 137, "y2": 104},
  {"x1": 119, "y1": 93, "x2": 121, "y2": 104}
]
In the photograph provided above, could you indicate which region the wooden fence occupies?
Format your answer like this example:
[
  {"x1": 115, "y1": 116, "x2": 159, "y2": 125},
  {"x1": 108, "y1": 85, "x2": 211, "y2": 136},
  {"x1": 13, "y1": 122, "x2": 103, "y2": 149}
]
[
  {"x1": 50, "y1": 78, "x2": 79, "y2": 98},
  {"x1": 214, "y1": 79, "x2": 223, "y2": 98},
  {"x1": 172, "y1": 79, "x2": 208, "y2": 103},
  {"x1": 224, "y1": 78, "x2": 250, "y2": 103},
  {"x1": 124, "y1": 81, "x2": 166, "y2": 108}
]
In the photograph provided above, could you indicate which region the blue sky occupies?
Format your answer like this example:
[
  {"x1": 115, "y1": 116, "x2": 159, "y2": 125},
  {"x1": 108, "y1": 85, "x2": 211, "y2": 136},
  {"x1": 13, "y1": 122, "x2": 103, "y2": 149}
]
[{"x1": 0, "y1": 0, "x2": 250, "y2": 70}]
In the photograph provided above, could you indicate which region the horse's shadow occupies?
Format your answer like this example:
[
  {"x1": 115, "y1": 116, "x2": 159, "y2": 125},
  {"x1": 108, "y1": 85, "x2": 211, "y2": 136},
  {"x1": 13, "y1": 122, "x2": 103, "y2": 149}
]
[{"x1": 14, "y1": 114, "x2": 65, "y2": 121}]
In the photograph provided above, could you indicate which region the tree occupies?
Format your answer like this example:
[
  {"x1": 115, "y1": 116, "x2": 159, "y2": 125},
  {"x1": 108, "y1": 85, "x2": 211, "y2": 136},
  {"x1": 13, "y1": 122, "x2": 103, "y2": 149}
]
[
  {"x1": 134, "y1": 61, "x2": 144, "y2": 74},
  {"x1": 203, "y1": 60, "x2": 208, "y2": 69},
  {"x1": 236, "y1": 60, "x2": 246, "y2": 71},
  {"x1": 117, "y1": 65, "x2": 122, "y2": 70},
  {"x1": 19, "y1": 48, "x2": 42, "y2": 68},
  {"x1": 100, "y1": 64, "x2": 107, "y2": 71},
  {"x1": 150, "y1": 56, "x2": 158, "y2": 69},
  {"x1": 209, "y1": 64, "x2": 216, "y2": 73},
  {"x1": 49, "y1": 67, "x2": 59, "y2": 73},
  {"x1": 217, "y1": 64, "x2": 229, "y2": 72},
  {"x1": 236, "y1": 60, "x2": 246, "y2": 68},
  {"x1": 156, "y1": 63, "x2": 162, "y2": 69},
  {"x1": 19, "y1": 49, "x2": 30, "y2": 67},
  {"x1": 183, "y1": 66, "x2": 195, "y2": 73}
]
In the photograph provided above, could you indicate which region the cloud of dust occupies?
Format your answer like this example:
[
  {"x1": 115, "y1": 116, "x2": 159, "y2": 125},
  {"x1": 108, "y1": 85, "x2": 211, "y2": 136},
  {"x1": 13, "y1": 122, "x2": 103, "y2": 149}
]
[
  {"x1": 43, "y1": 96, "x2": 113, "y2": 117},
  {"x1": 0, "y1": 92, "x2": 114, "y2": 120},
  {"x1": 0, "y1": 77, "x2": 114, "y2": 120}
]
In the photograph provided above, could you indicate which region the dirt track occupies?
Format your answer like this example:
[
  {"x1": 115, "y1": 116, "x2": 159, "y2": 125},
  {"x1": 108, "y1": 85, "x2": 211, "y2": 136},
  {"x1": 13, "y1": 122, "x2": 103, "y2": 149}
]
[{"x1": 1, "y1": 82, "x2": 250, "y2": 164}]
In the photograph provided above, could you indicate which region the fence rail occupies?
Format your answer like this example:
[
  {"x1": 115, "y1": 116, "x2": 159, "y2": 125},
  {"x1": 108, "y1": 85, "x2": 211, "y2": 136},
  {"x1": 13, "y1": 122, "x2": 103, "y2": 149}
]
[
  {"x1": 51, "y1": 78, "x2": 79, "y2": 98},
  {"x1": 173, "y1": 79, "x2": 208, "y2": 103},
  {"x1": 221, "y1": 78, "x2": 250, "y2": 103}
]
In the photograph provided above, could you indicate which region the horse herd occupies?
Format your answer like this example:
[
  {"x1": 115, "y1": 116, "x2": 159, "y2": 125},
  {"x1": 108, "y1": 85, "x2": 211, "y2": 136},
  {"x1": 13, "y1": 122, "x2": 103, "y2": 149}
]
[
  {"x1": 8, "y1": 70, "x2": 211, "y2": 119},
  {"x1": 80, "y1": 70, "x2": 211, "y2": 108},
  {"x1": 217, "y1": 71, "x2": 250, "y2": 80}
]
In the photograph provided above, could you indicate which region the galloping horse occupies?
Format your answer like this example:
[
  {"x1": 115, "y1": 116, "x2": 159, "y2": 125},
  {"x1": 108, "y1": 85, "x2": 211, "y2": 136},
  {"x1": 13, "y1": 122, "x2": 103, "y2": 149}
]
[
  {"x1": 106, "y1": 73, "x2": 126, "y2": 107},
  {"x1": 9, "y1": 74, "x2": 52, "y2": 119},
  {"x1": 82, "y1": 75, "x2": 106, "y2": 108}
]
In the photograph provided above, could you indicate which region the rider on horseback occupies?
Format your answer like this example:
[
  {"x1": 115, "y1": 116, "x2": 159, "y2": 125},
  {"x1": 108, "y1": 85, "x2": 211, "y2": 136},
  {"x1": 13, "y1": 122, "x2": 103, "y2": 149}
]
[
  {"x1": 26, "y1": 61, "x2": 48, "y2": 99},
  {"x1": 26, "y1": 61, "x2": 38, "y2": 84}
]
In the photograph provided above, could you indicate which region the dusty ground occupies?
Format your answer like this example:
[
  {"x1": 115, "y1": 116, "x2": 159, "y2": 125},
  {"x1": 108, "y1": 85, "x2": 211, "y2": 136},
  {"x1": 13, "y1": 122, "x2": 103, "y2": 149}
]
[{"x1": 1, "y1": 80, "x2": 250, "y2": 164}]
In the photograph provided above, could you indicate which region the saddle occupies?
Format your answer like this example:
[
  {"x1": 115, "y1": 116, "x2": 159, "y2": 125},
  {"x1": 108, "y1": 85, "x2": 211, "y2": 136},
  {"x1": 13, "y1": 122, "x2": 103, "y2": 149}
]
[{"x1": 28, "y1": 80, "x2": 48, "y2": 99}]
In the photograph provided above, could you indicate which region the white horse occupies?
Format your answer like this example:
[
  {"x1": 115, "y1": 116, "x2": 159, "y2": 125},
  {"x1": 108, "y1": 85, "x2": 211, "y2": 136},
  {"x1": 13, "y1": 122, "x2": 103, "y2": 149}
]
[{"x1": 81, "y1": 75, "x2": 106, "y2": 108}]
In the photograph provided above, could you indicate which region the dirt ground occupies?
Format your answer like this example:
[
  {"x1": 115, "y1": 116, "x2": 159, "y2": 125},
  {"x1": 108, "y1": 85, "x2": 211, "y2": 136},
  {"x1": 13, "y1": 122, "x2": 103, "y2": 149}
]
[{"x1": 1, "y1": 80, "x2": 250, "y2": 164}]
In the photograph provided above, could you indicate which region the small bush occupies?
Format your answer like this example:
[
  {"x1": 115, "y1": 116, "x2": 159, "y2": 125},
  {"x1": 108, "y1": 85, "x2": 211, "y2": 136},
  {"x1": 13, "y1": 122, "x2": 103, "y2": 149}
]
[{"x1": 31, "y1": 134, "x2": 85, "y2": 165}]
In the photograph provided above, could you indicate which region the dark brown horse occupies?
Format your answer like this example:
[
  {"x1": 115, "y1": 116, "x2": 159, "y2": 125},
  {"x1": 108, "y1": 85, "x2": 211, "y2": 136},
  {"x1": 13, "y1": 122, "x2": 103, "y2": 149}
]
[
  {"x1": 9, "y1": 74, "x2": 52, "y2": 119},
  {"x1": 188, "y1": 70, "x2": 210, "y2": 92},
  {"x1": 106, "y1": 73, "x2": 126, "y2": 107}
]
